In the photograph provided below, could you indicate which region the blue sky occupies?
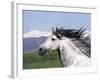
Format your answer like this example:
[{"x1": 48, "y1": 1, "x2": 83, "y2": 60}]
[{"x1": 23, "y1": 10, "x2": 91, "y2": 33}]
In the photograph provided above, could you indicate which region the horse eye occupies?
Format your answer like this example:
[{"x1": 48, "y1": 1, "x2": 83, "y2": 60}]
[{"x1": 51, "y1": 38, "x2": 56, "y2": 41}]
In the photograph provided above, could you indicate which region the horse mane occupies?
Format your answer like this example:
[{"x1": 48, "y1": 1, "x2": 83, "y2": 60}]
[
  {"x1": 53, "y1": 27, "x2": 91, "y2": 58},
  {"x1": 53, "y1": 27, "x2": 86, "y2": 39}
]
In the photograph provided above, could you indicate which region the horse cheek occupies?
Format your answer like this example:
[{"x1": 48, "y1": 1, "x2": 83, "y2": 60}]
[{"x1": 45, "y1": 40, "x2": 53, "y2": 49}]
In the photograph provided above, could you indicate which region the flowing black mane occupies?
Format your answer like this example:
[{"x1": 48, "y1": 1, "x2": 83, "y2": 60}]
[
  {"x1": 53, "y1": 27, "x2": 91, "y2": 58},
  {"x1": 53, "y1": 27, "x2": 86, "y2": 39}
]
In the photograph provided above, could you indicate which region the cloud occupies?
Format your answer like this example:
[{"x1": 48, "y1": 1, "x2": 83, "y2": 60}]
[{"x1": 24, "y1": 30, "x2": 51, "y2": 38}]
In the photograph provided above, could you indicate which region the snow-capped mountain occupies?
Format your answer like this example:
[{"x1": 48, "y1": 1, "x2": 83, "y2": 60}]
[{"x1": 24, "y1": 30, "x2": 51, "y2": 38}]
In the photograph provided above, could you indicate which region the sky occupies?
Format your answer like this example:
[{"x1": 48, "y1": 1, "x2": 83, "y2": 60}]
[{"x1": 23, "y1": 10, "x2": 91, "y2": 33}]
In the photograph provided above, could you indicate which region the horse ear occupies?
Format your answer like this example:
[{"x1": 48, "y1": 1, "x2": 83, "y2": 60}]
[
  {"x1": 52, "y1": 27, "x2": 54, "y2": 33},
  {"x1": 56, "y1": 27, "x2": 59, "y2": 32}
]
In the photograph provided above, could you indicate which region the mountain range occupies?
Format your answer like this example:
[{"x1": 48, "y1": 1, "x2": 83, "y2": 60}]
[
  {"x1": 23, "y1": 37, "x2": 47, "y2": 53},
  {"x1": 23, "y1": 30, "x2": 51, "y2": 53}
]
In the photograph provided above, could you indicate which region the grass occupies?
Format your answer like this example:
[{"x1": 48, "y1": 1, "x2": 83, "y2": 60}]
[{"x1": 23, "y1": 51, "x2": 62, "y2": 69}]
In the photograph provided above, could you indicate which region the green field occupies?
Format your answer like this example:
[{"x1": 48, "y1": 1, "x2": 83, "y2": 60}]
[{"x1": 23, "y1": 51, "x2": 62, "y2": 69}]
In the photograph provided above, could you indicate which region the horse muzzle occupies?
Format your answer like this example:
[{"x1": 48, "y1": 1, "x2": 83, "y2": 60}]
[{"x1": 38, "y1": 48, "x2": 48, "y2": 56}]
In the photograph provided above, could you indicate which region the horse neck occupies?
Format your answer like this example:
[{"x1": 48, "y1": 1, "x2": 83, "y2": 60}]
[
  {"x1": 60, "y1": 38, "x2": 83, "y2": 56},
  {"x1": 59, "y1": 38, "x2": 84, "y2": 66}
]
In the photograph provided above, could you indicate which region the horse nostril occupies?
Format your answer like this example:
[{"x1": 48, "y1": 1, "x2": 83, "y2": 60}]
[{"x1": 39, "y1": 48, "x2": 43, "y2": 51}]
